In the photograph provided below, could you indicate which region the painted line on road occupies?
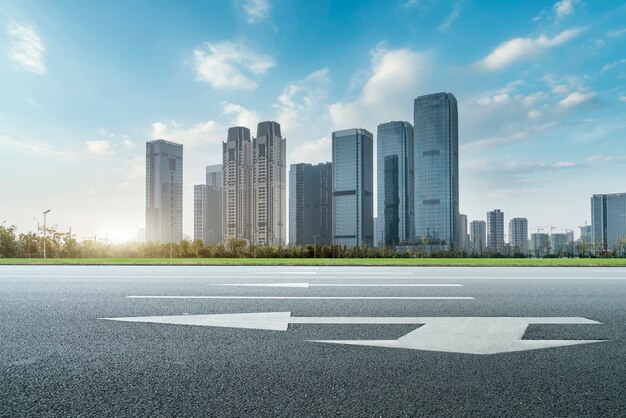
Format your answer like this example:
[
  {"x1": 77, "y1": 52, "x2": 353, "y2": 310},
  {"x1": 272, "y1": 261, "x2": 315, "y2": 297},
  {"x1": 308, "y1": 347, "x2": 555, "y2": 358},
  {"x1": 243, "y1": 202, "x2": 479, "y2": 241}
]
[
  {"x1": 126, "y1": 296, "x2": 474, "y2": 300},
  {"x1": 207, "y1": 283, "x2": 463, "y2": 288},
  {"x1": 3, "y1": 275, "x2": 625, "y2": 280}
]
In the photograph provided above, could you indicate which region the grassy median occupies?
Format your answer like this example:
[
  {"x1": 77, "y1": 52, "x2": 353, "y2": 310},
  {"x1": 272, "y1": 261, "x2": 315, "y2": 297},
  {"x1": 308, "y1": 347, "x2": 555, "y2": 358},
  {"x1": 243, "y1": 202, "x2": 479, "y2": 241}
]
[{"x1": 1, "y1": 258, "x2": 626, "y2": 266}]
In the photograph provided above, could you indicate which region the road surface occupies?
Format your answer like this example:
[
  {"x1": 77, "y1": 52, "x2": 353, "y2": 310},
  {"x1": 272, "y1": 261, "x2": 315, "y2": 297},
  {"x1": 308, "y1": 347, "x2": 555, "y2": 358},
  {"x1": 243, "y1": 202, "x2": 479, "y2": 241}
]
[{"x1": 1, "y1": 265, "x2": 625, "y2": 416}]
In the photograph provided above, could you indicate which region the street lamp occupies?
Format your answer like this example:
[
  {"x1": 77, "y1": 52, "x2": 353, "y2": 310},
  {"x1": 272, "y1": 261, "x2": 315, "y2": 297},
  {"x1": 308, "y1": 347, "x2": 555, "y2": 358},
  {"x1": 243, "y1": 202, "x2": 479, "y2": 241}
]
[{"x1": 42, "y1": 210, "x2": 51, "y2": 259}]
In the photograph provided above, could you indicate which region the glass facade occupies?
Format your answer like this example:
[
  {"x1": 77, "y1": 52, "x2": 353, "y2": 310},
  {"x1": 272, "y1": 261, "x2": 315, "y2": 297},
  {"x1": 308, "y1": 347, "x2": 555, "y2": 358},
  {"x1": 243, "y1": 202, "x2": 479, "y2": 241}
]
[
  {"x1": 487, "y1": 209, "x2": 505, "y2": 254},
  {"x1": 223, "y1": 127, "x2": 252, "y2": 242},
  {"x1": 332, "y1": 128, "x2": 374, "y2": 247},
  {"x1": 145, "y1": 139, "x2": 183, "y2": 243},
  {"x1": 289, "y1": 162, "x2": 333, "y2": 246},
  {"x1": 469, "y1": 220, "x2": 486, "y2": 254},
  {"x1": 376, "y1": 121, "x2": 414, "y2": 247},
  {"x1": 205, "y1": 164, "x2": 223, "y2": 244},
  {"x1": 414, "y1": 92, "x2": 459, "y2": 250},
  {"x1": 591, "y1": 193, "x2": 626, "y2": 250}
]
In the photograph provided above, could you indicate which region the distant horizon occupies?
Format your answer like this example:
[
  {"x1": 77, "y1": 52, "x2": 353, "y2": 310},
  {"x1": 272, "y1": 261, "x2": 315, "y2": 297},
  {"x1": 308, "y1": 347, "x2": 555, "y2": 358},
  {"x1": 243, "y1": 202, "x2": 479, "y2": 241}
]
[{"x1": 2, "y1": 0, "x2": 625, "y2": 241}]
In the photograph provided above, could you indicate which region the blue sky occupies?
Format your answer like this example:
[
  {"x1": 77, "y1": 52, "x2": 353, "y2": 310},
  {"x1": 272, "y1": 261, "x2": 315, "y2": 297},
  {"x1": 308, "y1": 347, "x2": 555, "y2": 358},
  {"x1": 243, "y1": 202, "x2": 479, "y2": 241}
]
[{"x1": 1, "y1": 0, "x2": 625, "y2": 242}]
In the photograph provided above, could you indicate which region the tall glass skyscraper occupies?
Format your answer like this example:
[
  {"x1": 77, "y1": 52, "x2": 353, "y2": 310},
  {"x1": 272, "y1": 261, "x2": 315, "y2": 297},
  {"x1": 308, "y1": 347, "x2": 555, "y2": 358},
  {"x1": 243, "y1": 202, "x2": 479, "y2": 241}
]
[
  {"x1": 205, "y1": 164, "x2": 223, "y2": 244},
  {"x1": 223, "y1": 127, "x2": 252, "y2": 242},
  {"x1": 253, "y1": 121, "x2": 286, "y2": 247},
  {"x1": 487, "y1": 209, "x2": 505, "y2": 254},
  {"x1": 591, "y1": 193, "x2": 626, "y2": 250},
  {"x1": 414, "y1": 92, "x2": 459, "y2": 250},
  {"x1": 332, "y1": 128, "x2": 374, "y2": 247},
  {"x1": 145, "y1": 139, "x2": 183, "y2": 243},
  {"x1": 470, "y1": 220, "x2": 486, "y2": 254},
  {"x1": 376, "y1": 121, "x2": 414, "y2": 247},
  {"x1": 289, "y1": 162, "x2": 333, "y2": 246}
]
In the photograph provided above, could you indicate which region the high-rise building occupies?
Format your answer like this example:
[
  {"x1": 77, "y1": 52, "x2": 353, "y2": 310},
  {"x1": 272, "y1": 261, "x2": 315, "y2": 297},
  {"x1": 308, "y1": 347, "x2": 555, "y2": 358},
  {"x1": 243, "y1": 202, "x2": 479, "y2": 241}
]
[
  {"x1": 458, "y1": 214, "x2": 469, "y2": 252},
  {"x1": 414, "y1": 92, "x2": 459, "y2": 250},
  {"x1": 289, "y1": 162, "x2": 332, "y2": 246},
  {"x1": 591, "y1": 193, "x2": 626, "y2": 251},
  {"x1": 486, "y1": 209, "x2": 505, "y2": 254},
  {"x1": 145, "y1": 139, "x2": 183, "y2": 243},
  {"x1": 469, "y1": 220, "x2": 486, "y2": 254},
  {"x1": 509, "y1": 217, "x2": 529, "y2": 255},
  {"x1": 531, "y1": 233, "x2": 550, "y2": 257},
  {"x1": 550, "y1": 232, "x2": 573, "y2": 255},
  {"x1": 579, "y1": 224, "x2": 592, "y2": 247},
  {"x1": 376, "y1": 121, "x2": 414, "y2": 247},
  {"x1": 205, "y1": 164, "x2": 223, "y2": 244},
  {"x1": 253, "y1": 121, "x2": 286, "y2": 247},
  {"x1": 332, "y1": 128, "x2": 374, "y2": 247},
  {"x1": 193, "y1": 185, "x2": 209, "y2": 243},
  {"x1": 223, "y1": 127, "x2": 252, "y2": 243}
]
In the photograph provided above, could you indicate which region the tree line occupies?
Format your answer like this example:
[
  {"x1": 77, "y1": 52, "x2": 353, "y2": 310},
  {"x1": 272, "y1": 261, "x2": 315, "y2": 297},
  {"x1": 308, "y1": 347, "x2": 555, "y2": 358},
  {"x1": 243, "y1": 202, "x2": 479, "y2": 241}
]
[{"x1": 0, "y1": 224, "x2": 624, "y2": 258}]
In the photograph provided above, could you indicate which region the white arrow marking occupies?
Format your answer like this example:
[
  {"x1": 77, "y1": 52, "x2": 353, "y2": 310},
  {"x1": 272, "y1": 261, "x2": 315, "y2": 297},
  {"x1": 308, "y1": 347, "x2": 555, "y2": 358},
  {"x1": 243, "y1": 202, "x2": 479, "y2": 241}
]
[
  {"x1": 126, "y1": 296, "x2": 473, "y2": 300},
  {"x1": 100, "y1": 312, "x2": 606, "y2": 355},
  {"x1": 208, "y1": 283, "x2": 463, "y2": 288}
]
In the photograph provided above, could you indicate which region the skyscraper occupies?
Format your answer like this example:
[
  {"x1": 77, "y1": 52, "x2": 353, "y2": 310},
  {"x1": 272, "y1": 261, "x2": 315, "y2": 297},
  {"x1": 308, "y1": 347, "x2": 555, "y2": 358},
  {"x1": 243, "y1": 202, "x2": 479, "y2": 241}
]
[
  {"x1": 591, "y1": 193, "x2": 626, "y2": 251},
  {"x1": 531, "y1": 233, "x2": 550, "y2": 257},
  {"x1": 487, "y1": 209, "x2": 505, "y2": 254},
  {"x1": 145, "y1": 139, "x2": 183, "y2": 243},
  {"x1": 223, "y1": 127, "x2": 252, "y2": 243},
  {"x1": 332, "y1": 128, "x2": 374, "y2": 247},
  {"x1": 470, "y1": 220, "x2": 486, "y2": 254},
  {"x1": 205, "y1": 164, "x2": 223, "y2": 244},
  {"x1": 289, "y1": 162, "x2": 332, "y2": 246},
  {"x1": 193, "y1": 184, "x2": 209, "y2": 243},
  {"x1": 253, "y1": 121, "x2": 286, "y2": 247},
  {"x1": 376, "y1": 121, "x2": 414, "y2": 247},
  {"x1": 509, "y1": 217, "x2": 529, "y2": 255},
  {"x1": 414, "y1": 92, "x2": 459, "y2": 250},
  {"x1": 458, "y1": 214, "x2": 469, "y2": 252}
]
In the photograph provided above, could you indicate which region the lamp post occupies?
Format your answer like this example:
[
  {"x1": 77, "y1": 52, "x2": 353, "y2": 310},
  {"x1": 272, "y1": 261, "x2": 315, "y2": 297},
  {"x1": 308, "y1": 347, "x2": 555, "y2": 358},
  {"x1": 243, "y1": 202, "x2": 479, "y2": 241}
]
[{"x1": 42, "y1": 210, "x2": 51, "y2": 259}]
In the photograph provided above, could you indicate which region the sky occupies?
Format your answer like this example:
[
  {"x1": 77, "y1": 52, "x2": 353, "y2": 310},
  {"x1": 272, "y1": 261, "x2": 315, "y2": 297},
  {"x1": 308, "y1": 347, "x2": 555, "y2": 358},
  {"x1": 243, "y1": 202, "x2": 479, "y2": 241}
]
[{"x1": 1, "y1": 0, "x2": 625, "y2": 242}]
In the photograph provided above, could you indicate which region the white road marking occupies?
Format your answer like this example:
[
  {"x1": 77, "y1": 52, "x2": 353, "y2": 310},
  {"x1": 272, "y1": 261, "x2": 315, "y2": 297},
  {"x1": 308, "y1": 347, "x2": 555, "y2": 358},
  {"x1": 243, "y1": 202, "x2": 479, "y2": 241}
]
[
  {"x1": 208, "y1": 283, "x2": 463, "y2": 288},
  {"x1": 126, "y1": 296, "x2": 474, "y2": 300},
  {"x1": 2, "y1": 275, "x2": 625, "y2": 280},
  {"x1": 257, "y1": 271, "x2": 317, "y2": 275},
  {"x1": 101, "y1": 312, "x2": 606, "y2": 355}
]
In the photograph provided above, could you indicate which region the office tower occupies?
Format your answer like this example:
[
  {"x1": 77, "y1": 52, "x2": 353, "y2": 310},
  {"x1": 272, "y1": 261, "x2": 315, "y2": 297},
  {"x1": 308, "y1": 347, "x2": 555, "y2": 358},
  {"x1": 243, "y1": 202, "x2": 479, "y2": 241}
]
[
  {"x1": 550, "y1": 232, "x2": 572, "y2": 255},
  {"x1": 458, "y1": 214, "x2": 469, "y2": 252},
  {"x1": 223, "y1": 127, "x2": 252, "y2": 242},
  {"x1": 332, "y1": 128, "x2": 374, "y2": 247},
  {"x1": 486, "y1": 209, "x2": 505, "y2": 254},
  {"x1": 531, "y1": 233, "x2": 550, "y2": 257},
  {"x1": 509, "y1": 217, "x2": 529, "y2": 255},
  {"x1": 376, "y1": 121, "x2": 414, "y2": 247},
  {"x1": 591, "y1": 193, "x2": 626, "y2": 251},
  {"x1": 414, "y1": 92, "x2": 459, "y2": 250},
  {"x1": 205, "y1": 164, "x2": 223, "y2": 244},
  {"x1": 579, "y1": 224, "x2": 592, "y2": 247},
  {"x1": 289, "y1": 162, "x2": 333, "y2": 246},
  {"x1": 470, "y1": 220, "x2": 486, "y2": 254},
  {"x1": 145, "y1": 139, "x2": 183, "y2": 243},
  {"x1": 193, "y1": 185, "x2": 209, "y2": 243},
  {"x1": 253, "y1": 121, "x2": 287, "y2": 247}
]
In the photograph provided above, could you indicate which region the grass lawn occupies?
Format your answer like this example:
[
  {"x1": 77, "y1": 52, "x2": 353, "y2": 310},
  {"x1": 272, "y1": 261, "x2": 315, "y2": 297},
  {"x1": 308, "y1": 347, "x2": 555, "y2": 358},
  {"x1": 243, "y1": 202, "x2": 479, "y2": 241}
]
[{"x1": 1, "y1": 258, "x2": 626, "y2": 267}]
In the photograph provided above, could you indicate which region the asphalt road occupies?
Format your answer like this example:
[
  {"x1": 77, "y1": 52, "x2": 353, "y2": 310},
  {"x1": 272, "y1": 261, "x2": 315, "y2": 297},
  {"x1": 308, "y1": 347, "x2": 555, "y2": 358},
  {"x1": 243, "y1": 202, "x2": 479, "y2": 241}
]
[{"x1": 1, "y1": 265, "x2": 625, "y2": 417}]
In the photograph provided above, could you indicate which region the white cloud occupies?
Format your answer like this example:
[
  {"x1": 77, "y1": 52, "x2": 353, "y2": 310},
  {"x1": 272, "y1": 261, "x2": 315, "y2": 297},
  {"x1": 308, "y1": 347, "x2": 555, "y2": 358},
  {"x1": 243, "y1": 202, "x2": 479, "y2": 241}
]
[
  {"x1": 554, "y1": 0, "x2": 577, "y2": 19},
  {"x1": 477, "y1": 28, "x2": 585, "y2": 71},
  {"x1": 274, "y1": 68, "x2": 330, "y2": 135},
  {"x1": 437, "y1": 3, "x2": 461, "y2": 32},
  {"x1": 607, "y1": 28, "x2": 626, "y2": 37},
  {"x1": 151, "y1": 119, "x2": 223, "y2": 149},
  {"x1": 587, "y1": 155, "x2": 626, "y2": 163},
  {"x1": 241, "y1": 0, "x2": 270, "y2": 23},
  {"x1": 193, "y1": 41, "x2": 275, "y2": 89},
  {"x1": 601, "y1": 58, "x2": 626, "y2": 73},
  {"x1": 86, "y1": 140, "x2": 116, "y2": 156},
  {"x1": 329, "y1": 43, "x2": 432, "y2": 133},
  {"x1": 7, "y1": 22, "x2": 46, "y2": 74},
  {"x1": 557, "y1": 91, "x2": 595, "y2": 108},
  {"x1": 221, "y1": 102, "x2": 261, "y2": 129},
  {"x1": 290, "y1": 136, "x2": 331, "y2": 164}
]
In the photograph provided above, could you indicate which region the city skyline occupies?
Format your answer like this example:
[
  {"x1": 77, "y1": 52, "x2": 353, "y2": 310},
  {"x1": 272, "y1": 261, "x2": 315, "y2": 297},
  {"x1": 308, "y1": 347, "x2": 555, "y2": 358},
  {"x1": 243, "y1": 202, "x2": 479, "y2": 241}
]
[{"x1": 2, "y1": 1, "x2": 626, "y2": 241}]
